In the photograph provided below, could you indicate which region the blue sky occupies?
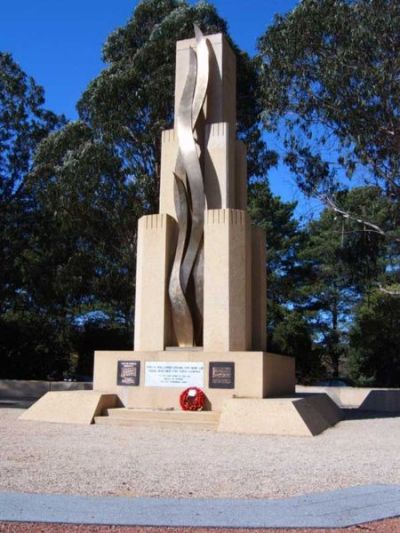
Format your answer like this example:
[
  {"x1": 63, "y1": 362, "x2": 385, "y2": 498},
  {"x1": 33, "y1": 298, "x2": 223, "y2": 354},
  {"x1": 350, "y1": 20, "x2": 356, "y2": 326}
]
[{"x1": 0, "y1": 0, "x2": 318, "y2": 217}]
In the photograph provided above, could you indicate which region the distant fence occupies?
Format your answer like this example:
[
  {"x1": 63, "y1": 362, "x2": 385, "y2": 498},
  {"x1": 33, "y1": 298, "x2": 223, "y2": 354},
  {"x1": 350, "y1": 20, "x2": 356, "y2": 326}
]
[{"x1": 0, "y1": 380, "x2": 92, "y2": 401}]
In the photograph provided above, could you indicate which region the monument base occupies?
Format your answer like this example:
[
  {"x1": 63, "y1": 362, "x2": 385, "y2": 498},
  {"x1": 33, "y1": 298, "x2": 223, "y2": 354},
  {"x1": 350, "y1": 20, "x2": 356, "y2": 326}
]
[
  {"x1": 18, "y1": 361, "x2": 342, "y2": 436},
  {"x1": 93, "y1": 350, "x2": 295, "y2": 411},
  {"x1": 92, "y1": 393, "x2": 342, "y2": 436},
  {"x1": 218, "y1": 394, "x2": 342, "y2": 436},
  {"x1": 19, "y1": 391, "x2": 119, "y2": 424}
]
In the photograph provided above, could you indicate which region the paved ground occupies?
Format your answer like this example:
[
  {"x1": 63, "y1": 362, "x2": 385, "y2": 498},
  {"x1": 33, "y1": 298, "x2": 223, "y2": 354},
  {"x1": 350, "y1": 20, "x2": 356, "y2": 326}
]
[{"x1": 0, "y1": 485, "x2": 400, "y2": 528}]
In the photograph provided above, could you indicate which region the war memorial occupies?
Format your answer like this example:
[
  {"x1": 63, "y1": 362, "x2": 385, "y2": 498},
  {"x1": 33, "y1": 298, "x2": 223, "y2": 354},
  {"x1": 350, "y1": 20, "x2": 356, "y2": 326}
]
[
  {"x1": 1, "y1": 20, "x2": 400, "y2": 531},
  {"x1": 21, "y1": 28, "x2": 354, "y2": 436}
]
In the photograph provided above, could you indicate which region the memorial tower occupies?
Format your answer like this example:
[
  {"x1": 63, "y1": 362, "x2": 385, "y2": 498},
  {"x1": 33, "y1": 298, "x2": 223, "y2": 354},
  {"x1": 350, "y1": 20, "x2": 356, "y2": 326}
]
[
  {"x1": 23, "y1": 30, "x2": 309, "y2": 432},
  {"x1": 134, "y1": 27, "x2": 266, "y2": 354},
  {"x1": 91, "y1": 28, "x2": 295, "y2": 410}
]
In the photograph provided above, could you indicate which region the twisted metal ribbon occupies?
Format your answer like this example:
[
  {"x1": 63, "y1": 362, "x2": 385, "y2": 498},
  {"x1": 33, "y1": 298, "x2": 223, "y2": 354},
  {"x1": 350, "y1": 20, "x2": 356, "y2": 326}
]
[{"x1": 168, "y1": 27, "x2": 209, "y2": 347}]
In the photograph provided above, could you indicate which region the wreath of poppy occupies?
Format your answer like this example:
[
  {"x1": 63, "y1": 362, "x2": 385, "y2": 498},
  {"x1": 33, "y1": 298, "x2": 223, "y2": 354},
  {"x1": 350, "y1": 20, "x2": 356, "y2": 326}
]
[{"x1": 179, "y1": 387, "x2": 206, "y2": 411}]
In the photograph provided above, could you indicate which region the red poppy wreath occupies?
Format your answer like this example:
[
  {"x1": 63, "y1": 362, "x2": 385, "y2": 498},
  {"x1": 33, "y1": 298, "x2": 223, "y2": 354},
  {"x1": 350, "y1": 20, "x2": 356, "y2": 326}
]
[{"x1": 180, "y1": 387, "x2": 206, "y2": 411}]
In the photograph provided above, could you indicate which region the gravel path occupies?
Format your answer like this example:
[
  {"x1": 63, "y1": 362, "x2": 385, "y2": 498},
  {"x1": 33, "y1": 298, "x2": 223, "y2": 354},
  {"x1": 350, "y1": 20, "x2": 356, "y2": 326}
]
[{"x1": 1, "y1": 407, "x2": 400, "y2": 499}]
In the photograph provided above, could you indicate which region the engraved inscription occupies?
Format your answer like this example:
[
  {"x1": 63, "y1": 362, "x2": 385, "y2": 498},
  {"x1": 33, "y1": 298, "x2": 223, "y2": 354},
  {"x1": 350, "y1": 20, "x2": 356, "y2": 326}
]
[
  {"x1": 145, "y1": 362, "x2": 204, "y2": 388},
  {"x1": 209, "y1": 362, "x2": 235, "y2": 389},
  {"x1": 117, "y1": 361, "x2": 140, "y2": 386}
]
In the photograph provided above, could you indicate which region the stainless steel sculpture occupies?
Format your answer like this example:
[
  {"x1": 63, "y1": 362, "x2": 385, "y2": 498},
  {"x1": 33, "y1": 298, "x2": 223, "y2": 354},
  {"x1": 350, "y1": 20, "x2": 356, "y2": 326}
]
[{"x1": 168, "y1": 27, "x2": 210, "y2": 346}]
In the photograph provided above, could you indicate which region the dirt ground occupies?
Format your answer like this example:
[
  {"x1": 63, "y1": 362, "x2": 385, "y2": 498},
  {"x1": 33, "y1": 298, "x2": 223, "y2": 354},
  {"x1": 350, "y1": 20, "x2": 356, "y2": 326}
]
[{"x1": 1, "y1": 518, "x2": 400, "y2": 532}]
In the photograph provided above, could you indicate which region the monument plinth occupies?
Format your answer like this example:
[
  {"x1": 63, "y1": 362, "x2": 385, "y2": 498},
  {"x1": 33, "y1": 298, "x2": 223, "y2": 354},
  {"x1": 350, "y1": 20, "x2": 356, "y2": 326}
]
[{"x1": 92, "y1": 28, "x2": 295, "y2": 412}]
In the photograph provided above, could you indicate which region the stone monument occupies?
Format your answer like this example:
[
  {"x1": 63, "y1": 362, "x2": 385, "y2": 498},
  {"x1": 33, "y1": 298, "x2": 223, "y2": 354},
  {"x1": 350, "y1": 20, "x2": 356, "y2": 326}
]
[
  {"x1": 93, "y1": 27, "x2": 295, "y2": 412},
  {"x1": 21, "y1": 29, "x2": 342, "y2": 435}
]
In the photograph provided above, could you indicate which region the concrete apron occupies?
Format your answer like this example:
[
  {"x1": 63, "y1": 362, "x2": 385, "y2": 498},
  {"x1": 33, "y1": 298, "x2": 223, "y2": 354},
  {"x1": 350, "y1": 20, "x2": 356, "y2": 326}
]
[{"x1": 1, "y1": 485, "x2": 400, "y2": 528}]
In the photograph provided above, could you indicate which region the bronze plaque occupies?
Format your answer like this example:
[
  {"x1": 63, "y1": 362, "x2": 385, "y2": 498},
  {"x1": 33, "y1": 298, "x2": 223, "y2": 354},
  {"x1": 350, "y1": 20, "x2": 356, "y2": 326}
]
[
  {"x1": 117, "y1": 360, "x2": 140, "y2": 386},
  {"x1": 209, "y1": 362, "x2": 235, "y2": 389}
]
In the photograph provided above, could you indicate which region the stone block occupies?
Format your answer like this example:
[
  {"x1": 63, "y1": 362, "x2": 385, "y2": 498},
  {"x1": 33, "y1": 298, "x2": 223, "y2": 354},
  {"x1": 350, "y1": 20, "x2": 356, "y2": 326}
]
[
  {"x1": 204, "y1": 122, "x2": 234, "y2": 209},
  {"x1": 159, "y1": 129, "x2": 179, "y2": 220},
  {"x1": 296, "y1": 386, "x2": 400, "y2": 412},
  {"x1": 251, "y1": 226, "x2": 267, "y2": 350},
  {"x1": 235, "y1": 140, "x2": 247, "y2": 210},
  {"x1": 218, "y1": 394, "x2": 342, "y2": 436},
  {"x1": 175, "y1": 33, "x2": 236, "y2": 128},
  {"x1": 134, "y1": 213, "x2": 175, "y2": 351},
  {"x1": 203, "y1": 209, "x2": 250, "y2": 351},
  {"x1": 19, "y1": 391, "x2": 119, "y2": 425}
]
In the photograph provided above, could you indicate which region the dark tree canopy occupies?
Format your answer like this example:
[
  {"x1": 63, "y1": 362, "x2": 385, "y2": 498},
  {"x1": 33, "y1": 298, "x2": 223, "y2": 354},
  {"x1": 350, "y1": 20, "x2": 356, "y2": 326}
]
[
  {"x1": 0, "y1": 52, "x2": 67, "y2": 378},
  {"x1": 348, "y1": 290, "x2": 400, "y2": 386},
  {"x1": 0, "y1": 52, "x2": 64, "y2": 314}
]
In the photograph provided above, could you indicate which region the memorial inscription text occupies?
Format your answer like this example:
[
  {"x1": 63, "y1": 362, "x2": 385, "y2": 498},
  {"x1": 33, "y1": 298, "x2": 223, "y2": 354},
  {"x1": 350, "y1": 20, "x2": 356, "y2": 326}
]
[
  {"x1": 117, "y1": 361, "x2": 141, "y2": 386},
  {"x1": 145, "y1": 362, "x2": 204, "y2": 388},
  {"x1": 209, "y1": 362, "x2": 235, "y2": 389}
]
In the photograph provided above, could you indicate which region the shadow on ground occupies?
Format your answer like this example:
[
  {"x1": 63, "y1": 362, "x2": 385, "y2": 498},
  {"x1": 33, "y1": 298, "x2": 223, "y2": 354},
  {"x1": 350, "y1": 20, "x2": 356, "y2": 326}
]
[{"x1": 343, "y1": 408, "x2": 400, "y2": 420}]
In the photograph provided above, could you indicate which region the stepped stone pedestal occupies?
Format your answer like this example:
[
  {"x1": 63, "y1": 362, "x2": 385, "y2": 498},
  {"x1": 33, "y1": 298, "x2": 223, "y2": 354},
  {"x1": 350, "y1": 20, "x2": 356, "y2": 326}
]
[{"x1": 93, "y1": 350, "x2": 294, "y2": 412}]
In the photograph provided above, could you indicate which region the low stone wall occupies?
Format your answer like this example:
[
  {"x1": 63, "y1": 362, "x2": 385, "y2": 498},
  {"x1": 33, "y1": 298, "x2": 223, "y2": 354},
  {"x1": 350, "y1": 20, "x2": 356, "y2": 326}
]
[
  {"x1": 0, "y1": 380, "x2": 92, "y2": 400},
  {"x1": 296, "y1": 385, "x2": 400, "y2": 412}
]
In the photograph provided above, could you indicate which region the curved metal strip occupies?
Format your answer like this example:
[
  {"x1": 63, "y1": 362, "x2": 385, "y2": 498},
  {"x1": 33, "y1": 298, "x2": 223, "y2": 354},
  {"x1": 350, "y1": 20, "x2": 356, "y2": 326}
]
[
  {"x1": 177, "y1": 47, "x2": 205, "y2": 292},
  {"x1": 168, "y1": 174, "x2": 194, "y2": 346},
  {"x1": 191, "y1": 242, "x2": 204, "y2": 346},
  {"x1": 192, "y1": 25, "x2": 209, "y2": 128},
  {"x1": 168, "y1": 30, "x2": 210, "y2": 347}
]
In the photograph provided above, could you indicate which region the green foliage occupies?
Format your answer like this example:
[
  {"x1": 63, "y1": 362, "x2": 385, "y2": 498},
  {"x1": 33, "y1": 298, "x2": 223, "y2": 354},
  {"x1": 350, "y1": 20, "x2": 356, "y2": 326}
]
[
  {"x1": 270, "y1": 307, "x2": 321, "y2": 383},
  {"x1": 0, "y1": 51, "x2": 135, "y2": 378},
  {"x1": 28, "y1": 121, "x2": 137, "y2": 319},
  {"x1": 0, "y1": 312, "x2": 72, "y2": 380},
  {"x1": 258, "y1": 0, "x2": 400, "y2": 200},
  {"x1": 247, "y1": 181, "x2": 321, "y2": 381},
  {"x1": 0, "y1": 52, "x2": 64, "y2": 201},
  {"x1": 258, "y1": 0, "x2": 400, "y2": 382},
  {"x1": 0, "y1": 53, "x2": 64, "y2": 313},
  {"x1": 0, "y1": 52, "x2": 69, "y2": 378},
  {"x1": 296, "y1": 186, "x2": 392, "y2": 377},
  {"x1": 248, "y1": 181, "x2": 302, "y2": 303},
  {"x1": 72, "y1": 319, "x2": 132, "y2": 377},
  {"x1": 348, "y1": 290, "x2": 400, "y2": 386}
]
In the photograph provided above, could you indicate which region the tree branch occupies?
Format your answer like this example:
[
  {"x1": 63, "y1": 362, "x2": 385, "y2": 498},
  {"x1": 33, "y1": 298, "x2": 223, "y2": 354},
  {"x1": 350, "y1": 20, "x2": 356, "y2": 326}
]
[
  {"x1": 322, "y1": 195, "x2": 387, "y2": 237},
  {"x1": 377, "y1": 283, "x2": 400, "y2": 297}
]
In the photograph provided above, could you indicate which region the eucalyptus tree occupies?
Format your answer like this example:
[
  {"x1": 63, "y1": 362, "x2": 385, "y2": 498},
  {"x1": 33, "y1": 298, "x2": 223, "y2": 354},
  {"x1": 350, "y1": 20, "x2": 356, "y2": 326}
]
[
  {"x1": 77, "y1": 0, "x2": 274, "y2": 211},
  {"x1": 258, "y1": 0, "x2": 400, "y2": 294},
  {"x1": 0, "y1": 52, "x2": 64, "y2": 312},
  {"x1": 0, "y1": 52, "x2": 66, "y2": 378},
  {"x1": 297, "y1": 186, "x2": 392, "y2": 377},
  {"x1": 348, "y1": 290, "x2": 400, "y2": 386}
]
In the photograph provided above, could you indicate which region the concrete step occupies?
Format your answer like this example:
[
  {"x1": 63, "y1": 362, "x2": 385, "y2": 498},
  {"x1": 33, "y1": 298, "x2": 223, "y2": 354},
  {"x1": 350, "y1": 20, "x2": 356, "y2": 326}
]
[{"x1": 94, "y1": 408, "x2": 220, "y2": 429}]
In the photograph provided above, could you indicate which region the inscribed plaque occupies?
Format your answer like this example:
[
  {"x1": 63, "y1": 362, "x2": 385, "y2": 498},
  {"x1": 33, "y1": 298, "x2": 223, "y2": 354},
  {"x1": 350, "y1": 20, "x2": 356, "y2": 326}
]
[
  {"x1": 145, "y1": 362, "x2": 204, "y2": 388},
  {"x1": 209, "y1": 362, "x2": 235, "y2": 389},
  {"x1": 117, "y1": 361, "x2": 140, "y2": 386}
]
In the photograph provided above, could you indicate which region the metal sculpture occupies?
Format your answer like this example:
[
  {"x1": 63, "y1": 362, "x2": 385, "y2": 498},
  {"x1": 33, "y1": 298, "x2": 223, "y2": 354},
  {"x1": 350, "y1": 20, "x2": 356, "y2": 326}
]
[{"x1": 168, "y1": 26, "x2": 210, "y2": 347}]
